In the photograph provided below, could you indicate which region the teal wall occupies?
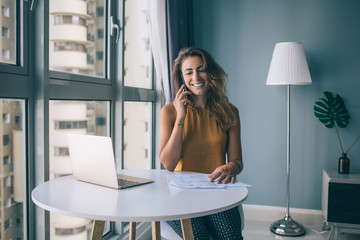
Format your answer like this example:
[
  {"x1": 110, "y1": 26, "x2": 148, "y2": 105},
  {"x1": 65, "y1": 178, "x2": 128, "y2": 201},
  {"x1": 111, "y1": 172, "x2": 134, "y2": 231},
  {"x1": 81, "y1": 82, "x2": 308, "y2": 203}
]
[{"x1": 193, "y1": 0, "x2": 360, "y2": 210}]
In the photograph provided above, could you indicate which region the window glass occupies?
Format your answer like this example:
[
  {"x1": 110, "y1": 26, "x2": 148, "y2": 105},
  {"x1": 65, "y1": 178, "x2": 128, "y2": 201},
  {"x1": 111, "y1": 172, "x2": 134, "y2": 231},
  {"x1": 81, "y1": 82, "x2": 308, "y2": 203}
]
[
  {"x1": 124, "y1": 0, "x2": 152, "y2": 89},
  {"x1": 0, "y1": 1, "x2": 16, "y2": 64},
  {"x1": 0, "y1": 99, "x2": 25, "y2": 240},
  {"x1": 49, "y1": 0, "x2": 106, "y2": 77},
  {"x1": 49, "y1": 100, "x2": 110, "y2": 239},
  {"x1": 123, "y1": 101, "x2": 152, "y2": 169},
  {"x1": 54, "y1": 42, "x2": 86, "y2": 52}
]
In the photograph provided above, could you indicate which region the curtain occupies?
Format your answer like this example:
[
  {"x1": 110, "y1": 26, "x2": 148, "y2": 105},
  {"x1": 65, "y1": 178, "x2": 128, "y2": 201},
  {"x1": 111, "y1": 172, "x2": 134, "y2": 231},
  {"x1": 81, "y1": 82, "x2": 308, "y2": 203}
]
[
  {"x1": 166, "y1": 0, "x2": 194, "y2": 100},
  {"x1": 147, "y1": 0, "x2": 171, "y2": 104},
  {"x1": 147, "y1": 0, "x2": 194, "y2": 103}
]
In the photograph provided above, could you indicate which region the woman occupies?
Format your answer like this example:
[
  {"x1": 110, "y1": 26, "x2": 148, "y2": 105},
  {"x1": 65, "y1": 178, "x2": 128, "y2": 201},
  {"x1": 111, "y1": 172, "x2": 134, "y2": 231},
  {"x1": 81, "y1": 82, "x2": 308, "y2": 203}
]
[{"x1": 159, "y1": 47, "x2": 244, "y2": 239}]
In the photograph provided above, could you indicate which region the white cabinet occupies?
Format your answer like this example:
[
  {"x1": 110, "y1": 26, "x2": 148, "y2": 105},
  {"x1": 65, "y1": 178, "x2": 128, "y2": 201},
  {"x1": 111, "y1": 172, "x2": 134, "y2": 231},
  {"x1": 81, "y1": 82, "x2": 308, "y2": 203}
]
[{"x1": 322, "y1": 170, "x2": 360, "y2": 239}]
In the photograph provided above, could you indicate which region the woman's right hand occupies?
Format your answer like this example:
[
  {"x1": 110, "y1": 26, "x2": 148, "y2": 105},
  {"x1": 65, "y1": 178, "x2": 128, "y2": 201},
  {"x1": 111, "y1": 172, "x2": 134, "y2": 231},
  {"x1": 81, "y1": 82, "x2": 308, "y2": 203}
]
[{"x1": 174, "y1": 85, "x2": 193, "y2": 123}]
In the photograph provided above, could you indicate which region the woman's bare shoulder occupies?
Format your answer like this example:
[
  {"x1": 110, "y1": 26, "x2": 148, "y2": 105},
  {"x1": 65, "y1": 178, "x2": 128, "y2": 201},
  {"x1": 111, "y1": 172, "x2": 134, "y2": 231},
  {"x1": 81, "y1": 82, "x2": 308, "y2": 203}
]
[
  {"x1": 161, "y1": 102, "x2": 175, "y2": 113},
  {"x1": 160, "y1": 102, "x2": 176, "y2": 119}
]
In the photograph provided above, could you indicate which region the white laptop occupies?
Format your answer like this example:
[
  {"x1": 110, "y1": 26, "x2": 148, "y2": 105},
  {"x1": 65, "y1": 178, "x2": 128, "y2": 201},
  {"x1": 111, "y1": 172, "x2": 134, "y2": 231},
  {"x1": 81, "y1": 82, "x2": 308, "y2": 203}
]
[{"x1": 67, "y1": 134, "x2": 153, "y2": 189}]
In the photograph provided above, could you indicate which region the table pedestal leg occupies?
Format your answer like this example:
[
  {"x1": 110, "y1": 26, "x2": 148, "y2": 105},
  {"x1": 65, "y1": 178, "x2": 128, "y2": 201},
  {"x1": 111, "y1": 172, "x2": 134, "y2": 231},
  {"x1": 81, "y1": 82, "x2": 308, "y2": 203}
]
[
  {"x1": 90, "y1": 220, "x2": 105, "y2": 240},
  {"x1": 129, "y1": 222, "x2": 136, "y2": 240},
  {"x1": 181, "y1": 218, "x2": 194, "y2": 240},
  {"x1": 152, "y1": 221, "x2": 161, "y2": 239},
  {"x1": 90, "y1": 219, "x2": 193, "y2": 240}
]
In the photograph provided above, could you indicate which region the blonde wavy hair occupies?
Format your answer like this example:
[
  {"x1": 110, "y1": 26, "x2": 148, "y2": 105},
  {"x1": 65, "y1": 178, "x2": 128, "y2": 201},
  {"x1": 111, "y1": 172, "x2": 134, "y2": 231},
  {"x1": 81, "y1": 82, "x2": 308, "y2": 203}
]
[{"x1": 172, "y1": 47, "x2": 237, "y2": 131}]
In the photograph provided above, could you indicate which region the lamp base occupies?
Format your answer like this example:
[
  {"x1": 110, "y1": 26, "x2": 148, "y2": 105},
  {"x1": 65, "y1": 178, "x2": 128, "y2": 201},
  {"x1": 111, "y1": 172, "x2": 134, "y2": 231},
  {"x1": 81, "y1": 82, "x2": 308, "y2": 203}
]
[{"x1": 270, "y1": 215, "x2": 305, "y2": 236}]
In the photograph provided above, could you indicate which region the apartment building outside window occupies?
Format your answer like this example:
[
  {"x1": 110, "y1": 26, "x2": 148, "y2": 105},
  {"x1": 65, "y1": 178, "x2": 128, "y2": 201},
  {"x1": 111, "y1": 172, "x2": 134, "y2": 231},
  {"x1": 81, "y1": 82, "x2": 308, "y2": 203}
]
[
  {"x1": 49, "y1": 0, "x2": 106, "y2": 77},
  {"x1": 49, "y1": 100, "x2": 109, "y2": 239},
  {"x1": 0, "y1": 0, "x2": 16, "y2": 64},
  {"x1": 0, "y1": 99, "x2": 25, "y2": 240}
]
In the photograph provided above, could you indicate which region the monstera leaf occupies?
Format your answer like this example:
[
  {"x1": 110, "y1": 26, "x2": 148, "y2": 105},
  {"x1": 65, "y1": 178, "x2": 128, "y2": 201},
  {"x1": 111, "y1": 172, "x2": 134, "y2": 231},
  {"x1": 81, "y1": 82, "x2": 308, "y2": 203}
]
[
  {"x1": 314, "y1": 91, "x2": 350, "y2": 129},
  {"x1": 314, "y1": 91, "x2": 359, "y2": 154}
]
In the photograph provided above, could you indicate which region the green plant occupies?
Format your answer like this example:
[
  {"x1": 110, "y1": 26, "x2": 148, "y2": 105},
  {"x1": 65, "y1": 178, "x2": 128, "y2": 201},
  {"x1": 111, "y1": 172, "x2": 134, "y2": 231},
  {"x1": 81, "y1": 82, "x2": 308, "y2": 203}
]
[{"x1": 314, "y1": 91, "x2": 360, "y2": 154}]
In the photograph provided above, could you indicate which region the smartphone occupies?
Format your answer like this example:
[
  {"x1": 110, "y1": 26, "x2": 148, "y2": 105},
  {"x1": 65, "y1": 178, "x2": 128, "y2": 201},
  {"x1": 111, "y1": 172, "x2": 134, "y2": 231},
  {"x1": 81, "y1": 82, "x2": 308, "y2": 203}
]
[
  {"x1": 181, "y1": 76, "x2": 189, "y2": 91},
  {"x1": 181, "y1": 76, "x2": 193, "y2": 103}
]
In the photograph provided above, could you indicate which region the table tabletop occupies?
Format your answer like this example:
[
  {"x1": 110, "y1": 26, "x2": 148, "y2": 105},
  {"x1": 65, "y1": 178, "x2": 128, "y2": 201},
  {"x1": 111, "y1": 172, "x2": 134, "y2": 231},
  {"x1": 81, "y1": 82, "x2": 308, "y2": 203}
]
[{"x1": 32, "y1": 169, "x2": 248, "y2": 222}]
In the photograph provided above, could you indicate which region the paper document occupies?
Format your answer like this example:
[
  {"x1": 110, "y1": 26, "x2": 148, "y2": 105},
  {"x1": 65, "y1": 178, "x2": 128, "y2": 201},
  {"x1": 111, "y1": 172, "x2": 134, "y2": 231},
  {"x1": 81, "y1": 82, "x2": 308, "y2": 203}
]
[{"x1": 167, "y1": 173, "x2": 251, "y2": 189}]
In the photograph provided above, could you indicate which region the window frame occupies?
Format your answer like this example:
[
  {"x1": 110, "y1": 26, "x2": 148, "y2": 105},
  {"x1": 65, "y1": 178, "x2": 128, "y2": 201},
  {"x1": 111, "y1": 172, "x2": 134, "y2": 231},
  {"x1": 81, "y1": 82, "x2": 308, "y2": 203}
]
[
  {"x1": 27, "y1": 0, "x2": 115, "y2": 239},
  {"x1": 0, "y1": 0, "x2": 29, "y2": 75},
  {"x1": 48, "y1": 0, "x2": 110, "y2": 83},
  {"x1": 118, "y1": 0, "x2": 157, "y2": 170},
  {"x1": 0, "y1": 1, "x2": 30, "y2": 239},
  {"x1": 30, "y1": 0, "x2": 158, "y2": 239},
  {"x1": 1, "y1": 0, "x2": 159, "y2": 238},
  {"x1": 112, "y1": 1, "x2": 157, "y2": 235}
]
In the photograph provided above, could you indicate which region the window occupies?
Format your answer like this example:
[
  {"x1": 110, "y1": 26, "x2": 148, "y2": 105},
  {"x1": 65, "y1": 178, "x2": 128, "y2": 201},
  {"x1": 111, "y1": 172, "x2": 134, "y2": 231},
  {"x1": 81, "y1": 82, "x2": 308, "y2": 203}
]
[
  {"x1": 4, "y1": 219, "x2": 11, "y2": 230},
  {"x1": 2, "y1": 49, "x2": 10, "y2": 60},
  {"x1": 50, "y1": 101, "x2": 109, "y2": 177},
  {"x1": 54, "y1": 15, "x2": 86, "y2": 26},
  {"x1": 123, "y1": 0, "x2": 153, "y2": 89},
  {"x1": 4, "y1": 175, "x2": 12, "y2": 188},
  {"x1": 3, "y1": 134, "x2": 10, "y2": 146},
  {"x1": 145, "y1": 121, "x2": 149, "y2": 132},
  {"x1": 54, "y1": 147, "x2": 69, "y2": 156},
  {"x1": 3, "y1": 155, "x2": 11, "y2": 165},
  {"x1": 96, "y1": 51, "x2": 103, "y2": 60},
  {"x1": 49, "y1": 0, "x2": 106, "y2": 77},
  {"x1": 54, "y1": 42, "x2": 86, "y2": 52},
  {"x1": 3, "y1": 113, "x2": 10, "y2": 123},
  {"x1": 15, "y1": 116, "x2": 21, "y2": 124},
  {"x1": 0, "y1": 0, "x2": 16, "y2": 65},
  {"x1": 97, "y1": 28, "x2": 104, "y2": 39},
  {"x1": 0, "y1": 104, "x2": 26, "y2": 240},
  {"x1": 96, "y1": 7, "x2": 104, "y2": 17},
  {"x1": 2, "y1": 6, "x2": 10, "y2": 17},
  {"x1": 2, "y1": 27, "x2": 9, "y2": 38},
  {"x1": 54, "y1": 120, "x2": 87, "y2": 129},
  {"x1": 123, "y1": 102, "x2": 152, "y2": 169},
  {"x1": 120, "y1": 0, "x2": 156, "y2": 173},
  {"x1": 96, "y1": 117, "x2": 106, "y2": 126},
  {"x1": 1, "y1": 0, "x2": 158, "y2": 239},
  {"x1": 49, "y1": 101, "x2": 109, "y2": 239}
]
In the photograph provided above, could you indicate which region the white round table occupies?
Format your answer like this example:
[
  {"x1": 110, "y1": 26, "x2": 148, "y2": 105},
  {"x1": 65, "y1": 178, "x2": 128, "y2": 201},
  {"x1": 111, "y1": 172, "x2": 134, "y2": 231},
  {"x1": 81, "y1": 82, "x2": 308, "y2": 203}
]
[{"x1": 32, "y1": 169, "x2": 248, "y2": 239}]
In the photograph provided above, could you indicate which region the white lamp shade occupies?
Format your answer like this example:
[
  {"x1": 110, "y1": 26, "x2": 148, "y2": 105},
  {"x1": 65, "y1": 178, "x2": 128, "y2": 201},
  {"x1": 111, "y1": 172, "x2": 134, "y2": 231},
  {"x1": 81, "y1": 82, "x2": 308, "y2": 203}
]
[{"x1": 266, "y1": 42, "x2": 312, "y2": 85}]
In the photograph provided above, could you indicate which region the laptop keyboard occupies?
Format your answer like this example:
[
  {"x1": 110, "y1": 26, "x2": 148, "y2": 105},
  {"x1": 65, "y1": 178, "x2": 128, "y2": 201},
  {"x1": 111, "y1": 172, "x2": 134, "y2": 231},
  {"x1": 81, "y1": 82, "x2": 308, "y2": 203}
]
[{"x1": 117, "y1": 179, "x2": 139, "y2": 188}]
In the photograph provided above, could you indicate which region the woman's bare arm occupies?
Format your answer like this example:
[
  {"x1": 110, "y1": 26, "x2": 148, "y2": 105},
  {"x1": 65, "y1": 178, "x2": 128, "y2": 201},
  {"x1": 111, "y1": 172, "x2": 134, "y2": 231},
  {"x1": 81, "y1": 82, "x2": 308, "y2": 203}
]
[
  {"x1": 208, "y1": 107, "x2": 243, "y2": 183},
  {"x1": 158, "y1": 103, "x2": 183, "y2": 171},
  {"x1": 159, "y1": 85, "x2": 193, "y2": 171}
]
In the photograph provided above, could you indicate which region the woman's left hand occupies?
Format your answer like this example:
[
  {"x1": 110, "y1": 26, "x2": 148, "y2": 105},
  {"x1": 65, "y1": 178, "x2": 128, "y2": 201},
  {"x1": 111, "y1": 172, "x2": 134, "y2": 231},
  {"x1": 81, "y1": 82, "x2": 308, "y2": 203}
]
[{"x1": 208, "y1": 162, "x2": 238, "y2": 184}]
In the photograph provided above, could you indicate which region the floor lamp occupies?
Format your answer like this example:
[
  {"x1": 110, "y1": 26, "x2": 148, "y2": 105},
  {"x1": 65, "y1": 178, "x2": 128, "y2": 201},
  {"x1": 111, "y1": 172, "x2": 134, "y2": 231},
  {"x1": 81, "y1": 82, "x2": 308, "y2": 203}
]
[{"x1": 266, "y1": 42, "x2": 312, "y2": 236}]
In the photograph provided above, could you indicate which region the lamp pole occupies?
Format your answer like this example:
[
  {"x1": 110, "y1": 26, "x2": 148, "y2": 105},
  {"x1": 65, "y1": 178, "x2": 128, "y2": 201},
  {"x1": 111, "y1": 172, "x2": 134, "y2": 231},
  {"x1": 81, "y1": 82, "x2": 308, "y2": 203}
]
[
  {"x1": 270, "y1": 85, "x2": 305, "y2": 236},
  {"x1": 286, "y1": 84, "x2": 290, "y2": 219}
]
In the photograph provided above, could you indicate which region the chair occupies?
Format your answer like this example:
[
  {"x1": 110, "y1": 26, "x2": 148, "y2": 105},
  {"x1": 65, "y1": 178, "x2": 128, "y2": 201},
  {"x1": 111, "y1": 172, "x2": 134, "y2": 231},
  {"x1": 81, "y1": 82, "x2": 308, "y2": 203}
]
[{"x1": 160, "y1": 204, "x2": 245, "y2": 240}]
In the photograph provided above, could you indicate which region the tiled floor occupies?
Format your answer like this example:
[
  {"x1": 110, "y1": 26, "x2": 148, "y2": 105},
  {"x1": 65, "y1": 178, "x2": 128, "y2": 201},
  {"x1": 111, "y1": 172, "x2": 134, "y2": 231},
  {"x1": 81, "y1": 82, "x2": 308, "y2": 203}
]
[{"x1": 243, "y1": 219, "x2": 360, "y2": 240}]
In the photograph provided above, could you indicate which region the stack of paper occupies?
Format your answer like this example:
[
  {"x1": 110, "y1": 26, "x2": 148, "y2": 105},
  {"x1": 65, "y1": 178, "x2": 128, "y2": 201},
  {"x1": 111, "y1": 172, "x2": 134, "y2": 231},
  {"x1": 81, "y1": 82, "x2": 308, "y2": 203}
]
[{"x1": 167, "y1": 173, "x2": 251, "y2": 189}]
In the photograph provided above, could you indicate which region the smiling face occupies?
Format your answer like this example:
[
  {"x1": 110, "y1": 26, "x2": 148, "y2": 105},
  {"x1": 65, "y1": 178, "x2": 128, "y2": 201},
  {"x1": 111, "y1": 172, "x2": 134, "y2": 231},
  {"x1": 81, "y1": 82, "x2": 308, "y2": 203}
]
[{"x1": 181, "y1": 56, "x2": 210, "y2": 97}]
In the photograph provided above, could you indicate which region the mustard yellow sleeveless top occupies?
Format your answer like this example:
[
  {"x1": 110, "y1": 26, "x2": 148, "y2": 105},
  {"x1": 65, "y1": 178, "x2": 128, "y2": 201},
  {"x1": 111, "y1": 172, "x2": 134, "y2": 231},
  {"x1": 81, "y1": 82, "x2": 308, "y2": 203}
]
[{"x1": 174, "y1": 104, "x2": 227, "y2": 174}]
